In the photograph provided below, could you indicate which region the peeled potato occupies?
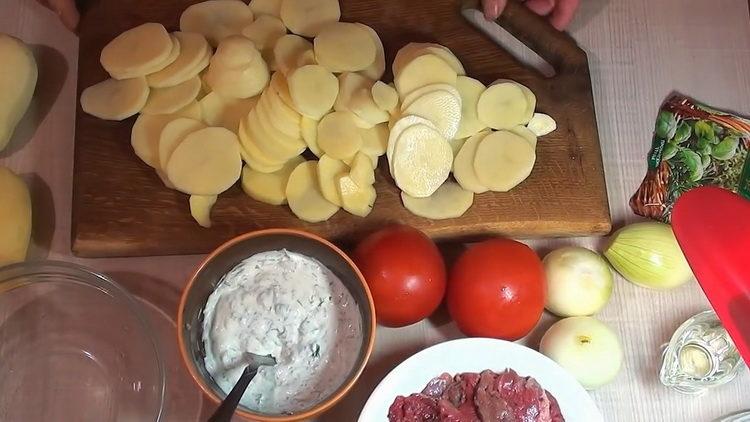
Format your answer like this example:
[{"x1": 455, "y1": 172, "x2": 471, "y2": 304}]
[
  {"x1": 371, "y1": 81, "x2": 398, "y2": 113},
  {"x1": 453, "y1": 131, "x2": 489, "y2": 193},
  {"x1": 269, "y1": 71, "x2": 295, "y2": 107},
  {"x1": 238, "y1": 118, "x2": 287, "y2": 173},
  {"x1": 401, "y1": 181, "x2": 473, "y2": 220},
  {"x1": 400, "y1": 83, "x2": 459, "y2": 111},
  {"x1": 349, "y1": 86, "x2": 389, "y2": 126},
  {"x1": 147, "y1": 32, "x2": 211, "y2": 88},
  {"x1": 473, "y1": 130, "x2": 536, "y2": 192},
  {"x1": 337, "y1": 174, "x2": 376, "y2": 217},
  {"x1": 100, "y1": 23, "x2": 174, "y2": 79},
  {"x1": 189, "y1": 194, "x2": 218, "y2": 228},
  {"x1": 158, "y1": 117, "x2": 206, "y2": 169},
  {"x1": 249, "y1": 0, "x2": 282, "y2": 17},
  {"x1": 402, "y1": 89, "x2": 461, "y2": 140},
  {"x1": 349, "y1": 152, "x2": 375, "y2": 186},
  {"x1": 131, "y1": 113, "x2": 177, "y2": 168},
  {"x1": 334, "y1": 72, "x2": 370, "y2": 112},
  {"x1": 391, "y1": 124, "x2": 452, "y2": 198},
  {"x1": 477, "y1": 82, "x2": 529, "y2": 129},
  {"x1": 527, "y1": 112, "x2": 557, "y2": 136},
  {"x1": 199, "y1": 92, "x2": 258, "y2": 131},
  {"x1": 286, "y1": 161, "x2": 340, "y2": 222},
  {"x1": 317, "y1": 155, "x2": 349, "y2": 206},
  {"x1": 356, "y1": 23, "x2": 385, "y2": 80},
  {"x1": 386, "y1": 115, "x2": 436, "y2": 172},
  {"x1": 0, "y1": 34, "x2": 38, "y2": 152},
  {"x1": 166, "y1": 127, "x2": 242, "y2": 195},
  {"x1": 241, "y1": 155, "x2": 304, "y2": 205},
  {"x1": 0, "y1": 167, "x2": 31, "y2": 265},
  {"x1": 205, "y1": 36, "x2": 270, "y2": 99},
  {"x1": 175, "y1": 100, "x2": 203, "y2": 120},
  {"x1": 359, "y1": 123, "x2": 388, "y2": 157},
  {"x1": 253, "y1": 102, "x2": 306, "y2": 152},
  {"x1": 394, "y1": 54, "x2": 457, "y2": 98},
  {"x1": 180, "y1": 0, "x2": 255, "y2": 46},
  {"x1": 510, "y1": 125, "x2": 538, "y2": 148},
  {"x1": 454, "y1": 76, "x2": 487, "y2": 139},
  {"x1": 280, "y1": 0, "x2": 340, "y2": 37},
  {"x1": 80, "y1": 77, "x2": 149, "y2": 121},
  {"x1": 245, "y1": 108, "x2": 305, "y2": 161},
  {"x1": 301, "y1": 116, "x2": 322, "y2": 157},
  {"x1": 274, "y1": 34, "x2": 314, "y2": 76},
  {"x1": 448, "y1": 137, "x2": 466, "y2": 158},
  {"x1": 493, "y1": 79, "x2": 537, "y2": 125},
  {"x1": 317, "y1": 111, "x2": 363, "y2": 160},
  {"x1": 241, "y1": 15, "x2": 287, "y2": 63},
  {"x1": 287, "y1": 65, "x2": 338, "y2": 119},
  {"x1": 257, "y1": 92, "x2": 299, "y2": 140},
  {"x1": 313, "y1": 22, "x2": 377, "y2": 73},
  {"x1": 141, "y1": 76, "x2": 201, "y2": 115},
  {"x1": 393, "y1": 43, "x2": 465, "y2": 77}
]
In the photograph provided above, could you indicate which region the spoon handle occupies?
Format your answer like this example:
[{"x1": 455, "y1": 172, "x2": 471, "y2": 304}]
[{"x1": 207, "y1": 365, "x2": 258, "y2": 422}]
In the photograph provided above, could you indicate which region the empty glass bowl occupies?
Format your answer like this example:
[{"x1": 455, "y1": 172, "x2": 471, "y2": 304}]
[{"x1": 0, "y1": 261, "x2": 165, "y2": 421}]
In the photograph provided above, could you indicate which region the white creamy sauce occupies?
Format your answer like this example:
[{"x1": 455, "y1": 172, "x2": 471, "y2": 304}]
[{"x1": 202, "y1": 249, "x2": 363, "y2": 414}]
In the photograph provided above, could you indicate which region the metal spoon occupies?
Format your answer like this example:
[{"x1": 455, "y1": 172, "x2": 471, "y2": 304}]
[{"x1": 208, "y1": 353, "x2": 277, "y2": 422}]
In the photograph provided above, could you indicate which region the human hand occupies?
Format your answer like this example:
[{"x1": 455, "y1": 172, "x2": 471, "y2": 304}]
[
  {"x1": 36, "y1": 0, "x2": 80, "y2": 31},
  {"x1": 482, "y1": 0, "x2": 580, "y2": 31}
]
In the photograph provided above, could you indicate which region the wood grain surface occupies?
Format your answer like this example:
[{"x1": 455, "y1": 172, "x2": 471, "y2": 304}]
[
  {"x1": 71, "y1": 0, "x2": 610, "y2": 258},
  {"x1": 3, "y1": 0, "x2": 750, "y2": 421}
]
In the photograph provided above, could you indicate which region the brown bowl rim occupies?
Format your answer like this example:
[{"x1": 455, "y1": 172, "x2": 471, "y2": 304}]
[{"x1": 176, "y1": 228, "x2": 377, "y2": 421}]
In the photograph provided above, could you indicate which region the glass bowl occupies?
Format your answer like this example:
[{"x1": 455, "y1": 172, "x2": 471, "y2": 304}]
[{"x1": 0, "y1": 261, "x2": 165, "y2": 421}]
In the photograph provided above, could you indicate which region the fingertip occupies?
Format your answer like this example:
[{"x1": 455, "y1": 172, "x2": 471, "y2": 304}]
[
  {"x1": 549, "y1": 0, "x2": 579, "y2": 30},
  {"x1": 482, "y1": 0, "x2": 506, "y2": 21}
]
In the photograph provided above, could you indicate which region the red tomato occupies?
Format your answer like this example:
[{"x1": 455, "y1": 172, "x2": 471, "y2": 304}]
[
  {"x1": 447, "y1": 239, "x2": 545, "y2": 340},
  {"x1": 353, "y1": 225, "x2": 446, "y2": 327}
]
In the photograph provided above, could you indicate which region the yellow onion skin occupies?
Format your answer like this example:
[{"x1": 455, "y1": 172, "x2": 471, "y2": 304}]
[{"x1": 603, "y1": 222, "x2": 693, "y2": 290}]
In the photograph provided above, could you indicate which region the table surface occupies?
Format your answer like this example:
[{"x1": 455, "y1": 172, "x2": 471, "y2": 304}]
[{"x1": 2, "y1": 0, "x2": 749, "y2": 420}]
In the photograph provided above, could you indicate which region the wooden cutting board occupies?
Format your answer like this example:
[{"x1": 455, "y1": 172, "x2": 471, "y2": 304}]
[{"x1": 72, "y1": 0, "x2": 610, "y2": 258}]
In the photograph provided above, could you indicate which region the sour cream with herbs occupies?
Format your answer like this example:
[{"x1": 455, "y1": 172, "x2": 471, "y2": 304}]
[{"x1": 202, "y1": 250, "x2": 363, "y2": 414}]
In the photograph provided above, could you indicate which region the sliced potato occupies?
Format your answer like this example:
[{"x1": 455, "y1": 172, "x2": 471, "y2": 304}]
[
  {"x1": 317, "y1": 154, "x2": 349, "y2": 206},
  {"x1": 269, "y1": 71, "x2": 295, "y2": 107},
  {"x1": 510, "y1": 125, "x2": 538, "y2": 148},
  {"x1": 286, "y1": 161, "x2": 339, "y2": 222},
  {"x1": 349, "y1": 86, "x2": 389, "y2": 126},
  {"x1": 189, "y1": 194, "x2": 218, "y2": 228},
  {"x1": 393, "y1": 43, "x2": 465, "y2": 77},
  {"x1": 238, "y1": 118, "x2": 287, "y2": 172},
  {"x1": 349, "y1": 151, "x2": 375, "y2": 186},
  {"x1": 371, "y1": 81, "x2": 398, "y2": 113},
  {"x1": 241, "y1": 155, "x2": 304, "y2": 205},
  {"x1": 241, "y1": 15, "x2": 287, "y2": 62},
  {"x1": 313, "y1": 22, "x2": 377, "y2": 73},
  {"x1": 131, "y1": 113, "x2": 179, "y2": 168},
  {"x1": 166, "y1": 126, "x2": 242, "y2": 195},
  {"x1": 245, "y1": 108, "x2": 305, "y2": 161},
  {"x1": 147, "y1": 32, "x2": 211, "y2": 88},
  {"x1": 180, "y1": 0, "x2": 255, "y2": 46},
  {"x1": 400, "y1": 83, "x2": 459, "y2": 111},
  {"x1": 256, "y1": 90, "x2": 300, "y2": 138},
  {"x1": 394, "y1": 54, "x2": 457, "y2": 98},
  {"x1": 280, "y1": 0, "x2": 340, "y2": 37},
  {"x1": 273, "y1": 34, "x2": 313, "y2": 75},
  {"x1": 249, "y1": 0, "x2": 282, "y2": 17},
  {"x1": 158, "y1": 117, "x2": 206, "y2": 169},
  {"x1": 337, "y1": 174, "x2": 376, "y2": 217},
  {"x1": 287, "y1": 65, "x2": 338, "y2": 119},
  {"x1": 527, "y1": 112, "x2": 557, "y2": 136},
  {"x1": 265, "y1": 76, "x2": 302, "y2": 129},
  {"x1": 80, "y1": 77, "x2": 149, "y2": 121},
  {"x1": 141, "y1": 76, "x2": 201, "y2": 115},
  {"x1": 359, "y1": 123, "x2": 388, "y2": 157},
  {"x1": 391, "y1": 124, "x2": 452, "y2": 198},
  {"x1": 176, "y1": 100, "x2": 203, "y2": 120},
  {"x1": 301, "y1": 116, "x2": 322, "y2": 157},
  {"x1": 142, "y1": 34, "x2": 182, "y2": 76},
  {"x1": 205, "y1": 35, "x2": 270, "y2": 99},
  {"x1": 199, "y1": 92, "x2": 258, "y2": 131},
  {"x1": 448, "y1": 137, "x2": 466, "y2": 158},
  {"x1": 100, "y1": 23, "x2": 174, "y2": 79},
  {"x1": 454, "y1": 76, "x2": 487, "y2": 139},
  {"x1": 401, "y1": 181, "x2": 473, "y2": 220},
  {"x1": 477, "y1": 82, "x2": 529, "y2": 129},
  {"x1": 453, "y1": 131, "x2": 490, "y2": 194},
  {"x1": 386, "y1": 115, "x2": 436, "y2": 171},
  {"x1": 317, "y1": 111, "x2": 363, "y2": 160},
  {"x1": 356, "y1": 23, "x2": 385, "y2": 80},
  {"x1": 253, "y1": 100, "x2": 306, "y2": 155},
  {"x1": 0, "y1": 34, "x2": 37, "y2": 152},
  {"x1": 0, "y1": 167, "x2": 31, "y2": 265},
  {"x1": 334, "y1": 72, "x2": 370, "y2": 112},
  {"x1": 402, "y1": 89, "x2": 461, "y2": 140},
  {"x1": 492, "y1": 79, "x2": 537, "y2": 125},
  {"x1": 156, "y1": 170, "x2": 176, "y2": 189},
  {"x1": 473, "y1": 130, "x2": 536, "y2": 192}
]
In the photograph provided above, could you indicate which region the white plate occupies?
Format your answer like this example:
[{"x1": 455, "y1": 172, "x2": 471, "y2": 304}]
[{"x1": 359, "y1": 338, "x2": 603, "y2": 422}]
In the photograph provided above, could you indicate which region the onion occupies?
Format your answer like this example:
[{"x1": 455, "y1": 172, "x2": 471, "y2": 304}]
[
  {"x1": 603, "y1": 222, "x2": 693, "y2": 290},
  {"x1": 543, "y1": 247, "x2": 613, "y2": 317}
]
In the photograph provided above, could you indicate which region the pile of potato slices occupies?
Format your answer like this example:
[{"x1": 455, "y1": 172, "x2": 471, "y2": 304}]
[{"x1": 80, "y1": 0, "x2": 556, "y2": 227}]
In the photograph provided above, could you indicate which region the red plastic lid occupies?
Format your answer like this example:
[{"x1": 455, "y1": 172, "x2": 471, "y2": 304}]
[{"x1": 672, "y1": 186, "x2": 750, "y2": 365}]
